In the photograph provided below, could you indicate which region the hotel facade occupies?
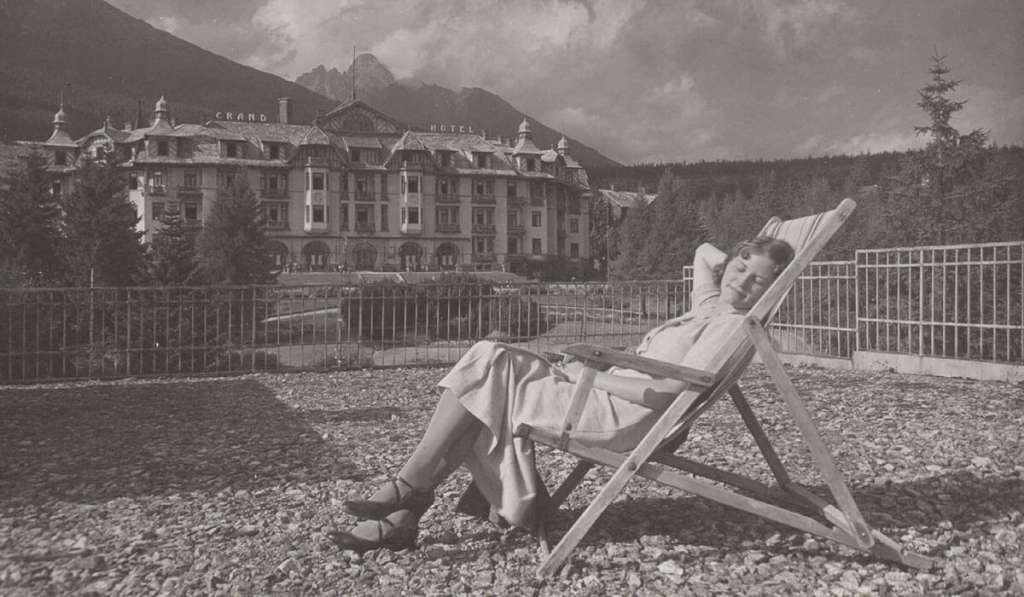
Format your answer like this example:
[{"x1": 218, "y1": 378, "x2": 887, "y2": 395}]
[{"x1": 22, "y1": 97, "x2": 592, "y2": 276}]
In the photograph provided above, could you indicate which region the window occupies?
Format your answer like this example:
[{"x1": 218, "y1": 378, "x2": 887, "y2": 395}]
[
  {"x1": 311, "y1": 205, "x2": 326, "y2": 224},
  {"x1": 531, "y1": 210, "x2": 542, "y2": 227},
  {"x1": 54, "y1": 150, "x2": 66, "y2": 166},
  {"x1": 151, "y1": 170, "x2": 166, "y2": 191},
  {"x1": 439, "y1": 151, "x2": 451, "y2": 167},
  {"x1": 265, "y1": 202, "x2": 288, "y2": 226},
  {"x1": 350, "y1": 148, "x2": 361, "y2": 162},
  {"x1": 183, "y1": 202, "x2": 199, "y2": 222},
  {"x1": 380, "y1": 174, "x2": 388, "y2": 197},
  {"x1": 508, "y1": 238, "x2": 519, "y2": 254},
  {"x1": 437, "y1": 206, "x2": 458, "y2": 225},
  {"x1": 184, "y1": 170, "x2": 199, "y2": 188},
  {"x1": 380, "y1": 204, "x2": 389, "y2": 231},
  {"x1": 402, "y1": 206, "x2": 420, "y2": 225},
  {"x1": 157, "y1": 141, "x2": 169, "y2": 156},
  {"x1": 531, "y1": 182, "x2": 544, "y2": 198},
  {"x1": 475, "y1": 153, "x2": 489, "y2": 168},
  {"x1": 473, "y1": 208, "x2": 494, "y2": 225},
  {"x1": 473, "y1": 179, "x2": 493, "y2": 196},
  {"x1": 507, "y1": 182, "x2": 517, "y2": 198},
  {"x1": 355, "y1": 205, "x2": 371, "y2": 224},
  {"x1": 570, "y1": 243, "x2": 579, "y2": 258},
  {"x1": 474, "y1": 237, "x2": 494, "y2": 254},
  {"x1": 532, "y1": 238, "x2": 542, "y2": 254},
  {"x1": 51, "y1": 180, "x2": 62, "y2": 197},
  {"x1": 225, "y1": 142, "x2": 239, "y2": 158},
  {"x1": 569, "y1": 218, "x2": 579, "y2": 233},
  {"x1": 438, "y1": 178, "x2": 453, "y2": 195},
  {"x1": 178, "y1": 139, "x2": 191, "y2": 157},
  {"x1": 129, "y1": 172, "x2": 138, "y2": 190},
  {"x1": 525, "y1": 157, "x2": 535, "y2": 171},
  {"x1": 403, "y1": 175, "x2": 420, "y2": 194},
  {"x1": 222, "y1": 171, "x2": 236, "y2": 189},
  {"x1": 312, "y1": 172, "x2": 325, "y2": 191},
  {"x1": 152, "y1": 201, "x2": 165, "y2": 221},
  {"x1": 269, "y1": 144, "x2": 280, "y2": 159},
  {"x1": 508, "y1": 210, "x2": 520, "y2": 227},
  {"x1": 355, "y1": 176, "x2": 369, "y2": 193}
]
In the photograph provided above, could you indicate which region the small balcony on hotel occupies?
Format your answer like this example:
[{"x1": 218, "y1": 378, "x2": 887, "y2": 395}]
[
  {"x1": 471, "y1": 193, "x2": 496, "y2": 205},
  {"x1": 177, "y1": 185, "x2": 202, "y2": 199},
  {"x1": 507, "y1": 224, "x2": 525, "y2": 235},
  {"x1": 353, "y1": 191, "x2": 376, "y2": 202},
  {"x1": 354, "y1": 221, "x2": 375, "y2": 234},
  {"x1": 436, "y1": 222, "x2": 460, "y2": 234},
  {"x1": 507, "y1": 196, "x2": 526, "y2": 208},
  {"x1": 435, "y1": 193, "x2": 461, "y2": 204},
  {"x1": 472, "y1": 223, "x2": 496, "y2": 234},
  {"x1": 260, "y1": 187, "x2": 288, "y2": 199}
]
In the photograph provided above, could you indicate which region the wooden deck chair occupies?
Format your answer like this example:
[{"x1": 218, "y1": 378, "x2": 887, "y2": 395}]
[{"x1": 516, "y1": 198, "x2": 935, "y2": 577}]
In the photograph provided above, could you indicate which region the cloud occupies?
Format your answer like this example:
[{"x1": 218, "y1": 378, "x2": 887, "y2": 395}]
[{"x1": 956, "y1": 84, "x2": 1024, "y2": 146}]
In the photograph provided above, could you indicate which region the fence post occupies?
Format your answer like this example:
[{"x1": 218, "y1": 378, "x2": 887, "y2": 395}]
[
  {"x1": 126, "y1": 288, "x2": 132, "y2": 375},
  {"x1": 854, "y1": 251, "x2": 861, "y2": 355},
  {"x1": 918, "y1": 249, "x2": 925, "y2": 356}
]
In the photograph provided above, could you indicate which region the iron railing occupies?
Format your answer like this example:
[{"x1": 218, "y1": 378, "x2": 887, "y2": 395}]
[
  {"x1": 1, "y1": 241, "x2": 1020, "y2": 382},
  {"x1": 856, "y1": 241, "x2": 1023, "y2": 363}
]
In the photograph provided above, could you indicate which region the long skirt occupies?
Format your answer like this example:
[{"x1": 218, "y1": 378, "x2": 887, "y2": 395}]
[{"x1": 437, "y1": 340, "x2": 661, "y2": 529}]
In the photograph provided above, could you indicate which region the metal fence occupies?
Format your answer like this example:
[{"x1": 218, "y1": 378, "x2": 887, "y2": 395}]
[
  {"x1": 1, "y1": 241, "x2": 1020, "y2": 383},
  {"x1": 856, "y1": 241, "x2": 1023, "y2": 364}
]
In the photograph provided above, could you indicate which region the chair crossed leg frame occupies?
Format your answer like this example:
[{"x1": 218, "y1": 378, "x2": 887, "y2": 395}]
[{"x1": 531, "y1": 316, "x2": 935, "y2": 577}]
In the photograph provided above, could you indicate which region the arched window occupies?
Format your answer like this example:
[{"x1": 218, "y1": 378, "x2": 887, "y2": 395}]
[
  {"x1": 436, "y1": 243, "x2": 459, "y2": 270},
  {"x1": 399, "y1": 242, "x2": 424, "y2": 271},
  {"x1": 302, "y1": 241, "x2": 330, "y2": 271}
]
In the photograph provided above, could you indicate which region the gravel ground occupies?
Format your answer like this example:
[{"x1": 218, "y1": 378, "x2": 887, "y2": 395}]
[{"x1": 1, "y1": 365, "x2": 1022, "y2": 596}]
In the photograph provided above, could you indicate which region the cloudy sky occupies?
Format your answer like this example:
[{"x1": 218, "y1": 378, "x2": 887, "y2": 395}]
[{"x1": 107, "y1": 0, "x2": 1023, "y2": 164}]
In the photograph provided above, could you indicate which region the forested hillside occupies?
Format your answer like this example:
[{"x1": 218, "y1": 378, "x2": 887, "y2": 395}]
[{"x1": 599, "y1": 57, "x2": 1024, "y2": 280}]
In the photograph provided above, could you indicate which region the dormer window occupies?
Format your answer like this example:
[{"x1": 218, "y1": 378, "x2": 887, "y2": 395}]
[
  {"x1": 157, "y1": 141, "x2": 169, "y2": 156},
  {"x1": 225, "y1": 142, "x2": 239, "y2": 158},
  {"x1": 475, "y1": 153, "x2": 489, "y2": 168},
  {"x1": 268, "y1": 144, "x2": 280, "y2": 159},
  {"x1": 526, "y1": 157, "x2": 535, "y2": 171},
  {"x1": 438, "y1": 151, "x2": 451, "y2": 167},
  {"x1": 350, "y1": 148, "x2": 361, "y2": 163},
  {"x1": 54, "y1": 150, "x2": 66, "y2": 166}
]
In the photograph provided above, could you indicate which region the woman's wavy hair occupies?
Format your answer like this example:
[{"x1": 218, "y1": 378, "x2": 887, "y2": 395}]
[{"x1": 712, "y1": 236, "x2": 795, "y2": 285}]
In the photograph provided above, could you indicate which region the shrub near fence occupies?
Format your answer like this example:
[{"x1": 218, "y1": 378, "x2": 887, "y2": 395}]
[{"x1": 857, "y1": 242, "x2": 1023, "y2": 364}]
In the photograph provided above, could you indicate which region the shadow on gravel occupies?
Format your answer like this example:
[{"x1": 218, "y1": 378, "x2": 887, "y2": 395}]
[
  {"x1": 302, "y1": 406, "x2": 405, "y2": 424},
  {"x1": 0, "y1": 379, "x2": 354, "y2": 504},
  {"x1": 548, "y1": 471, "x2": 1023, "y2": 549}
]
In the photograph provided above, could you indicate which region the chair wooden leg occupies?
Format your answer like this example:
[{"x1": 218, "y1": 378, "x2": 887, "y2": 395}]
[
  {"x1": 745, "y1": 319, "x2": 875, "y2": 549},
  {"x1": 535, "y1": 389, "x2": 706, "y2": 577}
]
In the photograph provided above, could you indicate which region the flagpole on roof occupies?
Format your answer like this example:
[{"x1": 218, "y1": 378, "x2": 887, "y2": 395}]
[{"x1": 351, "y1": 45, "x2": 357, "y2": 102}]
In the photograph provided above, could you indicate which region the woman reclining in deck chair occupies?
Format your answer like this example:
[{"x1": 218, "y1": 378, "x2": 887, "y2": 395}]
[{"x1": 329, "y1": 237, "x2": 795, "y2": 552}]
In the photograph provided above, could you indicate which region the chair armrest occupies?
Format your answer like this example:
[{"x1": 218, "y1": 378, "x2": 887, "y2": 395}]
[{"x1": 562, "y1": 343, "x2": 715, "y2": 388}]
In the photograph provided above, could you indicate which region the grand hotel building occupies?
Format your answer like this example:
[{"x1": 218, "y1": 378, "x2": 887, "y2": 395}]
[{"x1": 22, "y1": 96, "x2": 592, "y2": 275}]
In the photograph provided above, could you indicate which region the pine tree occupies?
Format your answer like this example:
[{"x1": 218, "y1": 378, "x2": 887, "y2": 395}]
[
  {"x1": 146, "y1": 204, "x2": 198, "y2": 286},
  {"x1": 0, "y1": 151, "x2": 64, "y2": 285},
  {"x1": 194, "y1": 174, "x2": 276, "y2": 285},
  {"x1": 887, "y1": 54, "x2": 993, "y2": 244},
  {"x1": 62, "y1": 157, "x2": 144, "y2": 287}
]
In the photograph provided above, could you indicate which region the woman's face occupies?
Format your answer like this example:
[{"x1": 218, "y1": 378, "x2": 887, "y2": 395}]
[{"x1": 719, "y1": 249, "x2": 779, "y2": 309}]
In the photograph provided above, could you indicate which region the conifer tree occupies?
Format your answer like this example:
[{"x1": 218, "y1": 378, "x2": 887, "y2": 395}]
[
  {"x1": 194, "y1": 173, "x2": 276, "y2": 285},
  {"x1": 0, "y1": 151, "x2": 64, "y2": 285},
  {"x1": 886, "y1": 54, "x2": 994, "y2": 244},
  {"x1": 62, "y1": 157, "x2": 144, "y2": 286},
  {"x1": 146, "y1": 204, "x2": 198, "y2": 286}
]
